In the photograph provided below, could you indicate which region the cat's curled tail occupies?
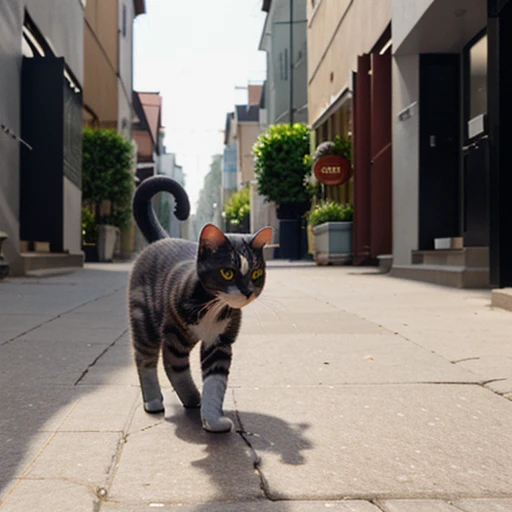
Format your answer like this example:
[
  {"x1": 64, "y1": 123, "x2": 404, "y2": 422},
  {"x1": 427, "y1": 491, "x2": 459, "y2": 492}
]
[{"x1": 133, "y1": 175, "x2": 190, "y2": 244}]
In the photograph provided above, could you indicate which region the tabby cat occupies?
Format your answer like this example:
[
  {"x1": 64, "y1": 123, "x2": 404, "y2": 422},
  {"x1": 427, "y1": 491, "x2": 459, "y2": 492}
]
[{"x1": 128, "y1": 176, "x2": 272, "y2": 432}]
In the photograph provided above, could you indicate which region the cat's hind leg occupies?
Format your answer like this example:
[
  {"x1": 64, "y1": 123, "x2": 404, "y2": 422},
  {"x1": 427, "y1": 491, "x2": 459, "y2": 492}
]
[
  {"x1": 130, "y1": 300, "x2": 164, "y2": 413},
  {"x1": 162, "y1": 328, "x2": 201, "y2": 408},
  {"x1": 200, "y1": 341, "x2": 233, "y2": 433},
  {"x1": 132, "y1": 338, "x2": 164, "y2": 414}
]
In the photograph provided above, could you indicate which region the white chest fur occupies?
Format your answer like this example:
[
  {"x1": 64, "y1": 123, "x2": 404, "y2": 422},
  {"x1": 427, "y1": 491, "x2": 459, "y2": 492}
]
[{"x1": 189, "y1": 303, "x2": 229, "y2": 346}]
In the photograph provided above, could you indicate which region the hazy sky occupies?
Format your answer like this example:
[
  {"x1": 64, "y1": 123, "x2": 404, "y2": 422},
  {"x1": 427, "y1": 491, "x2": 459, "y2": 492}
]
[{"x1": 133, "y1": 0, "x2": 267, "y2": 212}]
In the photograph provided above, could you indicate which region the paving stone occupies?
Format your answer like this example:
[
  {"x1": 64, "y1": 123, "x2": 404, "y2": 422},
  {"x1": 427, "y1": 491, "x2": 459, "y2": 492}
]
[
  {"x1": 0, "y1": 478, "x2": 98, "y2": 512},
  {"x1": 0, "y1": 314, "x2": 53, "y2": 343},
  {"x1": 101, "y1": 499, "x2": 382, "y2": 511},
  {"x1": 25, "y1": 431, "x2": 122, "y2": 487},
  {"x1": 0, "y1": 431, "x2": 54, "y2": 502},
  {"x1": 234, "y1": 385, "x2": 512, "y2": 500},
  {"x1": 378, "y1": 500, "x2": 462, "y2": 511},
  {"x1": 452, "y1": 498, "x2": 512, "y2": 511},
  {"x1": 108, "y1": 402, "x2": 262, "y2": 504},
  {"x1": 230, "y1": 333, "x2": 479, "y2": 388},
  {"x1": 0, "y1": 338, "x2": 114, "y2": 385},
  {"x1": 58, "y1": 386, "x2": 139, "y2": 432}
]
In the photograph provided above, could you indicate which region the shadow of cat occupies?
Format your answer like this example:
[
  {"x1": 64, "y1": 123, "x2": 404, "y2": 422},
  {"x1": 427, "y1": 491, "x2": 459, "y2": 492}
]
[{"x1": 165, "y1": 405, "x2": 313, "y2": 505}]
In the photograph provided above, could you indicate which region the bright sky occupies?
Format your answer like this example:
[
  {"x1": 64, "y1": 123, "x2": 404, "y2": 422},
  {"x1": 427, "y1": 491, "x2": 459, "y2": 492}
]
[{"x1": 133, "y1": 0, "x2": 267, "y2": 213}]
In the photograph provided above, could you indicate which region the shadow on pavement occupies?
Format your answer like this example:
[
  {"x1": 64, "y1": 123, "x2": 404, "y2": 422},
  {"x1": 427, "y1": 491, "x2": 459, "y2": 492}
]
[
  {"x1": 0, "y1": 264, "x2": 131, "y2": 501},
  {"x1": 165, "y1": 407, "x2": 312, "y2": 509}
]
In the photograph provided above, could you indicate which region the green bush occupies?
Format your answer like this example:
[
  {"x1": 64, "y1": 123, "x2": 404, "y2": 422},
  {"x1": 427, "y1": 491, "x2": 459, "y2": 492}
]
[
  {"x1": 82, "y1": 128, "x2": 134, "y2": 236},
  {"x1": 307, "y1": 200, "x2": 354, "y2": 226},
  {"x1": 81, "y1": 206, "x2": 97, "y2": 244},
  {"x1": 224, "y1": 187, "x2": 250, "y2": 224},
  {"x1": 253, "y1": 123, "x2": 311, "y2": 204}
]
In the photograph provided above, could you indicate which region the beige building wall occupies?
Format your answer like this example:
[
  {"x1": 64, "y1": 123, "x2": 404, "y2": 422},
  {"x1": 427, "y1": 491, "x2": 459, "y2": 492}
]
[
  {"x1": 84, "y1": 0, "x2": 119, "y2": 127},
  {"x1": 237, "y1": 123, "x2": 263, "y2": 188},
  {"x1": 307, "y1": 0, "x2": 391, "y2": 126}
]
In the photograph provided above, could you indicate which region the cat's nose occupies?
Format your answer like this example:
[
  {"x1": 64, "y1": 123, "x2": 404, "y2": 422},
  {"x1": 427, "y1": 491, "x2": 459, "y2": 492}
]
[{"x1": 242, "y1": 289, "x2": 253, "y2": 299}]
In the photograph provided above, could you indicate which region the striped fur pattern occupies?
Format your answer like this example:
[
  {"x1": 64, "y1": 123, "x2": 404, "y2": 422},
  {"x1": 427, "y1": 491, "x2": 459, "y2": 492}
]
[{"x1": 129, "y1": 177, "x2": 272, "y2": 432}]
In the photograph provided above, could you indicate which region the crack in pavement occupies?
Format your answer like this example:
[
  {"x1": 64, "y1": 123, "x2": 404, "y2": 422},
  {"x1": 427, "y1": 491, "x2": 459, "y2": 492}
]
[
  {"x1": 74, "y1": 328, "x2": 128, "y2": 385},
  {"x1": 232, "y1": 389, "x2": 273, "y2": 502}
]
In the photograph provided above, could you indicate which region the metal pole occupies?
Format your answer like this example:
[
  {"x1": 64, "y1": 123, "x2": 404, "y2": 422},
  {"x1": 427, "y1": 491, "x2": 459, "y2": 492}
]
[{"x1": 289, "y1": 0, "x2": 294, "y2": 124}]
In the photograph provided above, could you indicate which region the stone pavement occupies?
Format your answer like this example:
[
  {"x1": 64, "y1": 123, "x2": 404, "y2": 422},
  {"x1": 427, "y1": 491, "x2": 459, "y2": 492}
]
[{"x1": 0, "y1": 261, "x2": 512, "y2": 512}]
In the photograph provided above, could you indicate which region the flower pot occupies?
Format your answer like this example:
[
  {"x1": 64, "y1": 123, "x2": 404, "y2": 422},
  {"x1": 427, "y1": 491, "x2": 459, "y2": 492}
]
[
  {"x1": 276, "y1": 201, "x2": 310, "y2": 220},
  {"x1": 98, "y1": 225, "x2": 118, "y2": 262},
  {"x1": 82, "y1": 243, "x2": 99, "y2": 263},
  {"x1": 312, "y1": 221, "x2": 353, "y2": 265}
]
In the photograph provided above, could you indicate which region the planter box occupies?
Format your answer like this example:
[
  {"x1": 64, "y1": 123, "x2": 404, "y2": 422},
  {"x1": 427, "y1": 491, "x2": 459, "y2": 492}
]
[{"x1": 312, "y1": 221, "x2": 353, "y2": 265}]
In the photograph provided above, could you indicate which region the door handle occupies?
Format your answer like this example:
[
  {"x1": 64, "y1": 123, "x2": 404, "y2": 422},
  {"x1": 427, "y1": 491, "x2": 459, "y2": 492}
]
[{"x1": 462, "y1": 142, "x2": 479, "y2": 152}]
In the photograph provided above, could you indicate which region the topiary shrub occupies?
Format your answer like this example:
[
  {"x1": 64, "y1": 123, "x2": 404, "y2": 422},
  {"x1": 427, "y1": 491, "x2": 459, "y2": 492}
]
[
  {"x1": 82, "y1": 128, "x2": 134, "y2": 241},
  {"x1": 253, "y1": 123, "x2": 311, "y2": 205}
]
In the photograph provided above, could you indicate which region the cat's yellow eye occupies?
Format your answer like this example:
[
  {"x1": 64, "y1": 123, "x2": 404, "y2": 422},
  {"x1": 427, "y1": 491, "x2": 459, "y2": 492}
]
[
  {"x1": 220, "y1": 268, "x2": 235, "y2": 280},
  {"x1": 251, "y1": 269, "x2": 264, "y2": 281}
]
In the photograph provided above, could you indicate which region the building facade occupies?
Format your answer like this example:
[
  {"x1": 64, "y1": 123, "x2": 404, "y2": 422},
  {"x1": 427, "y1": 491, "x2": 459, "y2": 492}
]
[
  {"x1": 83, "y1": 0, "x2": 144, "y2": 139},
  {"x1": 391, "y1": 0, "x2": 512, "y2": 289},
  {"x1": 222, "y1": 112, "x2": 238, "y2": 207},
  {"x1": 260, "y1": 0, "x2": 308, "y2": 124},
  {"x1": 307, "y1": 0, "x2": 392, "y2": 265},
  {"x1": 0, "y1": 0, "x2": 85, "y2": 276}
]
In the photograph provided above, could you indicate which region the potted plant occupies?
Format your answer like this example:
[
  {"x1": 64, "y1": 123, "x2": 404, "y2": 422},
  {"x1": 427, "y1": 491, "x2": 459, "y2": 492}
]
[
  {"x1": 82, "y1": 128, "x2": 134, "y2": 262},
  {"x1": 307, "y1": 200, "x2": 354, "y2": 265},
  {"x1": 253, "y1": 123, "x2": 311, "y2": 259}
]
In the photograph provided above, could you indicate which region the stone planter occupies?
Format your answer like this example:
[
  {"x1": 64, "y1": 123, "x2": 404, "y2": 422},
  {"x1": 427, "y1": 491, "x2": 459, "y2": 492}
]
[
  {"x1": 98, "y1": 225, "x2": 118, "y2": 262},
  {"x1": 312, "y1": 221, "x2": 353, "y2": 265}
]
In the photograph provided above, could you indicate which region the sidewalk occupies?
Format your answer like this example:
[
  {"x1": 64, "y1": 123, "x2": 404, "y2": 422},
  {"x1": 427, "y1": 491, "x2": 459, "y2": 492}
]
[{"x1": 0, "y1": 262, "x2": 511, "y2": 512}]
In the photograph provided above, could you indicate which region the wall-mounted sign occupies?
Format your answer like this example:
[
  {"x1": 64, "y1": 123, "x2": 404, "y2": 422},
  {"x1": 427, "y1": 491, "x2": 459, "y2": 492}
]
[{"x1": 313, "y1": 155, "x2": 351, "y2": 186}]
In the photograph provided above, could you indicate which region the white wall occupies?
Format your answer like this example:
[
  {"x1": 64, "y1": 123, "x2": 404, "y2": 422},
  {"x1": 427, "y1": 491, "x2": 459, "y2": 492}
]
[
  {"x1": 63, "y1": 177, "x2": 82, "y2": 254},
  {"x1": 392, "y1": 55, "x2": 420, "y2": 267},
  {"x1": 392, "y1": 0, "x2": 435, "y2": 53}
]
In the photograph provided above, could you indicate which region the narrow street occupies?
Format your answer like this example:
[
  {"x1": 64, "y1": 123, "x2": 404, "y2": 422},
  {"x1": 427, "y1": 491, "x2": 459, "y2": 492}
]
[{"x1": 1, "y1": 263, "x2": 511, "y2": 511}]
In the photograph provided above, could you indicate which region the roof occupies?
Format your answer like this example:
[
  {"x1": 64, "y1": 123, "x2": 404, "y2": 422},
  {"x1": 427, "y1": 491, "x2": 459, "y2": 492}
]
[
  {"x1": 138, "y1": 92, "x2": 162, "y2": 147},
  {"x1": 235, "y1": 104, "x2": 259, "y2": 123},
  {"x1": 134, "y1": 0, "x2": 146, "y2": 16}
]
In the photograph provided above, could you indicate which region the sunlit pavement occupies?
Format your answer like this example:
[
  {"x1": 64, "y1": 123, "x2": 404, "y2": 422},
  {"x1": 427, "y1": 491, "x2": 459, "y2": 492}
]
[{"x1": 1, "y1": 261, "x2": 511, "y2": 512}]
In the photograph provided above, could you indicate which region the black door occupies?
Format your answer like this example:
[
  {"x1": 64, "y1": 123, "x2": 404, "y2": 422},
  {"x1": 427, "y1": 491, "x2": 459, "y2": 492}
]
[{"x1": 419, "y1": 54, "x2": 461, "y2": 250}]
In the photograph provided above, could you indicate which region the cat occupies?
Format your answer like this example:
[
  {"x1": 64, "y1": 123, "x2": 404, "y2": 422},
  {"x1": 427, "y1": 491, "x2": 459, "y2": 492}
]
[{"x1": 128, "y1": 175, "x2": 272, "y2": 433}]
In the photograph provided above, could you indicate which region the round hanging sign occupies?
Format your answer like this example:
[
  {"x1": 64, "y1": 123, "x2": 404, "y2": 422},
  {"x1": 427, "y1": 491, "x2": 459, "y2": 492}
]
[{"x1": 313, "y1": 155, "x2": 351, "y2": 186}]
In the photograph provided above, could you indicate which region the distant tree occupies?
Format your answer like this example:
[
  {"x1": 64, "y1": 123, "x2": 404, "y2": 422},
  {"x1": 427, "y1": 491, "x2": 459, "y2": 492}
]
[{"x1": 194, "y1": 154, "x2": 222, "y2": 236}]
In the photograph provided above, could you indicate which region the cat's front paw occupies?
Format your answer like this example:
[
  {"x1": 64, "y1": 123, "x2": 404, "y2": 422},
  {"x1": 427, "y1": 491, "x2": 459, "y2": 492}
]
[
  {"x1": 202, "y1": 415, "x2": 233, "y2": 433},
  {"x1": 144, "y1": 398, "x2": 164, "y2": 414}
]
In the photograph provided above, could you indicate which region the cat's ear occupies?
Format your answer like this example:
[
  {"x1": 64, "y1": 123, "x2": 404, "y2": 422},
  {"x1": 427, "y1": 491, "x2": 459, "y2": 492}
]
[
  {"x1": 250, "y1": 227, "x2": 273, "y2": 250},
  {"x1": 199, "y1": 223, "x2": 226, "y2": 253}
]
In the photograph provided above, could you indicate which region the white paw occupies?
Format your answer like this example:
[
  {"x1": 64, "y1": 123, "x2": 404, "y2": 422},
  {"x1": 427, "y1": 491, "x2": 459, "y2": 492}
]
[{"x1": 202, "y1": 415, "x2": 233, "y2": 433}]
